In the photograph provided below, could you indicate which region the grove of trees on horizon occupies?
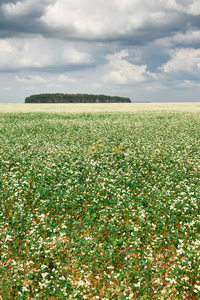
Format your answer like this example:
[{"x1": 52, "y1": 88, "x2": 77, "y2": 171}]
[{"x1": 25, "y1": 93, "x2": 131, "y2": 103}]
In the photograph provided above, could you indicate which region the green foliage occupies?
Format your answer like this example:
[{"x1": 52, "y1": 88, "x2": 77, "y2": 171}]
[
  {"x1": 24, "y1": 93, "x2": 131, "y2": 103},
  {"x1": 0, "y1": 111, "x2": 199, "y2": 299}
]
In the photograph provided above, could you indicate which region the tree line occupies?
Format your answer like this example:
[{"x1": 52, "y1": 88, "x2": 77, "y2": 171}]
[{"x1": 24, "y1": 93, "x2": 131, "y2": 103}]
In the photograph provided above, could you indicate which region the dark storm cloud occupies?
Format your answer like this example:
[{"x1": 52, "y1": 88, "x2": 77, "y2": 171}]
[
  {"x1": 125, "y1": 47, "x2": 171, "y2": 73},
  {"x1": 1, "y1": 0, "x2": 19, "y2": 3},
  {"x1": 0, "y1": 0, "x2": 54, "y2": 38}
]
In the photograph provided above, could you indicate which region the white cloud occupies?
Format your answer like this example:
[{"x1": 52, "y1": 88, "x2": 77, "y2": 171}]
[
  {"x1": 162, "y1": 48, "x2": 200, "y2": 73},
  {"x1": 0, "y1": 37, "x2": 93, "y2": 70},
  {"x1": 62, "y1": 46, "x2": 92, "y2": 65},
  {"x1": 158, "y1": 0, "x2": 200, "y2": 15},
  {"x1": 15, "y1": 75, "x2": 47, "y2": 84},
  {"x1": 42, "y1": 0, "x2": 119, "y2": 37},
  {"x1": 0, "y1": 38, "x2": 53, "y2": 69},
  {"x1": 102, "y1": 50, "x2": 146, "y2": 84},
  {"x1": 154, "y1": 30, "x2": 200, "y2": 48},
  {"x1": 40, "y1": 0, "x2": 200, "y2": 41},
  {"x1": 145, "y1": 84, "x2": 167, "y2": 92},
  {"x1": 56, "y1": 75, "x2": 76, "y2": 83},
  {"x1": 175, "y1": 30, "x2": 200, "y2": 45},
  {"x1": 175, "y1": 0, "x2": 200, "y2": 15},
  {"x1": 41, "y1": 0, "x2": 171, "y2": 39},
  {"x1": 0, "y1": 40, "x2": 18, "y2": 69},
  {"x1": 0, "y1": 40, "x2": 14, "y2": 53},
  {"x1": 19, "y1": 56, "x2": 49, "y2": 68},
  {"x1": 176, "y1": 80, "x2": 200, "y2": 88}
]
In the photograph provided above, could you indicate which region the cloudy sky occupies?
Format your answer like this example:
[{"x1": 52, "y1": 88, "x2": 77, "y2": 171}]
[{"x1": 1, "y1": 0, "x2": 200, "y2": 103}]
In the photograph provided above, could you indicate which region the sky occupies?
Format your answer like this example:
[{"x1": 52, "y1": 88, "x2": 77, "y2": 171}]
[{"x1": 1, "y1": 0, "x2": 200, "y2": 103}]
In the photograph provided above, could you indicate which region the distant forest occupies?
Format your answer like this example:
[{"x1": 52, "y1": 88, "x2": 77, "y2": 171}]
[{"x1": 24, "y1": 93, "x2": 131, "y2": 103}]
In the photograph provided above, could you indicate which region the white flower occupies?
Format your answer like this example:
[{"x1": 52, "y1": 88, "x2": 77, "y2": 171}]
[
  {"x1": 41, "y1": 264, "x2": 48, "y2": 269},
  {"x1": 22, "y1": 286, "x2": 29, "y2": 292},
  {"x1": 60, "y1": 276, "x2": 65, "y2": 280},
  {"x1": 41, "y1": 272, "x2": 48, "y2": 278},
  {"x1": 85, "y1": 236, "x2": 93, "y2": 240},
  {"x1": 5, "y1": 235, "x2": 13, "y2": 242},
  {"x1": 135, "y1": 282, "x2": 140, "y2": 287},
  {"x1": 39, "y1": 214, "x2": 46, "y2": 220}
]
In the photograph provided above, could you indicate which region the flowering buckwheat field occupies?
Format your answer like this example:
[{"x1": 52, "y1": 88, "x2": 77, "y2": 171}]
[{"x1": 0, "y1": 111, "x2": 199, "y2": 299}]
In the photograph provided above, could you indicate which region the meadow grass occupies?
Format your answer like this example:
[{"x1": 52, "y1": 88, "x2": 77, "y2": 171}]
[{"x1": 0, "y1": 110, "x2": 199, "y2": 299}]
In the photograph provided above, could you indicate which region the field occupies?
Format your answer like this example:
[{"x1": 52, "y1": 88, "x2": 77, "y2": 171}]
[
  {"x1": 0, "y1": 102, "x2": 200, "y2": 113},
  {"x1": 0, "y1": 104, "x2": 199, "y2": 299}
]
